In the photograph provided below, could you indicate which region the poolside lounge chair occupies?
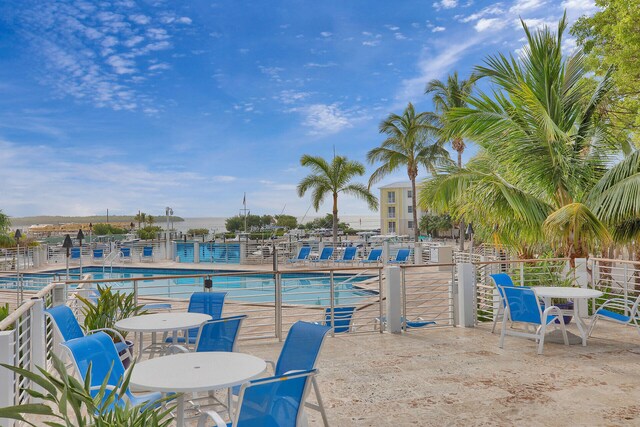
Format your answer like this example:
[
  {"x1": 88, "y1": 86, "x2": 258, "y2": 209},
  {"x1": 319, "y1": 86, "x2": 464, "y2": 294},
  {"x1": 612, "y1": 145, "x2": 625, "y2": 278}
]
[
  {"x1": 375, "y1": 315, "x2": 436, "y2": 331},
  {"x1": 489, "y1": 273, "x2": 515, "y2": 334},
  {"x1": 45, "y1": 305, "x2": 131, "y2": 362},
  {"x1": 334, "y1": 246, "x2": 357, "y2": 263},
  {"x1": 63, "y1": 332, "x2": 162, "y2": 410},
  {"x1": 92, "y1": 248, "x2": 104, "y2": 260},
  {"x1": 286, "y1": 246, "x2": 311, "y2": 264},
  {"x1": 119, "y1": 247, "x2": 132, "y2": 262},
  {"x1": 140, "y1": 246, "x2": 153, "y2": 262},
  {"x1": 70, "y1": 247, "x2": 81, "y2": 262},
  {"x1": 360, "y1": 248, "x2": 382, "y2": 265},
  {"x1": 310, "y1": 247, "x2": 334, "y2": 265},
  {"x1": 588, "y1": 294, "x2": 640, "y2": 338},
  {"x1": 231, "y1": 321, "x2": 331, "y2": 426},
  {"x1": 499, "y1": 286, "x2": 569, "y2": 355},
  {"x1": 165, "y1": 292, "x2": 227, "y2": 345},
  {"x1": 198, "y1": 369, "x2": 318, "y2": 427},
  {"x1": 388, "y1": 248, "x2": 411, "y2": 264},
  {"x1": 321, "y1": 306, "x2": 356, "y2": 333}
]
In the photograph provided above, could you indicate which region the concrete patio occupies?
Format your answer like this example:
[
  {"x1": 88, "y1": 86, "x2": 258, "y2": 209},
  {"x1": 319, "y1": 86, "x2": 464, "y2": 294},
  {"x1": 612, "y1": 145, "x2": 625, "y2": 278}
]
[{"x1": 224, "y1": 322, "x2": 640, "y2": 426}]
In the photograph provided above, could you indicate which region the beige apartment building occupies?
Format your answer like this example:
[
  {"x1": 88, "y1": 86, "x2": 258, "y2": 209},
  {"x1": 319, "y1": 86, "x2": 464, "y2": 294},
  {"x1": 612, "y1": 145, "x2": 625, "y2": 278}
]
[{"x1": 379, "y1": 182, "x2": 424, "y2": 236}]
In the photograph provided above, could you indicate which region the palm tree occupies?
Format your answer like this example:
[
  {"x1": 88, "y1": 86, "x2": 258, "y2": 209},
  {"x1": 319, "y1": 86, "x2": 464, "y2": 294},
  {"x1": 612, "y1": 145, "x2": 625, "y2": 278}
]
[
  {"x1": 0, "y1": 210, "x2": 10, "y2": 235},
  {"x1": 367, "y1": 102, "x2": 449, "y2": 242},
  {"x1": 297, "y1": 155, "x2": 378, "y2": 245},
  {"x1": 419, "y1": 14, "x2": 631, "y2": 265},
  {"x1": 426, "y1": 72, "x2": 478, "y2": 249}
]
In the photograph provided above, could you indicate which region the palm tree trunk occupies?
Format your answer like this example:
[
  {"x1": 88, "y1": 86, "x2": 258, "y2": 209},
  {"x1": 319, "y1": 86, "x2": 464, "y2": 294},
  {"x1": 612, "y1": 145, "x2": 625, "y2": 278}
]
[
  {"x1": 411, "y1": 178, "x2": 419, "y2": 243},
  {"x1": 332, "y1": 192, "x2": 338, "y2": 247}
]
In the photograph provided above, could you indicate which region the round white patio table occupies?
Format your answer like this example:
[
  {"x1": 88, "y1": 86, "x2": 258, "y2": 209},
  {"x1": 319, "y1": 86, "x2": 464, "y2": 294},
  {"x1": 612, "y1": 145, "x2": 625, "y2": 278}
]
[
  {"x1": 115, "y1": 312, "x2": 211, "y2": 360},
  {"x1": 130, "y1": 352, "x2": 267, "y2": 427},
  {"x1": 532, "y1": 287, "x2": 603, "y2": 346}
]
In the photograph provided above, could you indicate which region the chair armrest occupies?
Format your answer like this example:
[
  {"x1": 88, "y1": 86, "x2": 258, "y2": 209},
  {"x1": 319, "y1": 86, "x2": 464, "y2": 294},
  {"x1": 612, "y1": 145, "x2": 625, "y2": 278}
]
[
  {"x1": 167, "y1": 345, "x2": 190, "y2": 354},
  {"x1": 197, "y1": 410, "x2": 227, "y2": 427},
  {"x1": 87, "y1": 328, "x2": 132, "y2": 360},
  {"x1": 542, "y1": 305, "x2": 565, "y2": 325},
  {"x1": 597, "y1": 297, "x2": 635, "y2": 310},
  {"x1": 265, "y1": 360, "x2": 276, "y2": 373},
  {"x1": 89, "y1": 385, "x2": 118, "y2": 391}
]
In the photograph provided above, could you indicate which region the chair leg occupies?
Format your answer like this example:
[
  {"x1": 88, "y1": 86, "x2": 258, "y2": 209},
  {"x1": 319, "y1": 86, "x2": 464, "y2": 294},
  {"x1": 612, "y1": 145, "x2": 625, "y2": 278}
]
[
  {"x1": 311, "y1": 377, "x2": 330, "y2": 427},
  {"x1": 499, "y1": 313, "x2": 508, "y2": 349},
  {"x1": 537, "y1": 324, "x2": 546, "y2": 355},
  {"x1": 491, "y1": 305, "x2": 503, "y2": 334},
  {"x1": 588, "y1": 315, "x2": 598, "y2": 337}
]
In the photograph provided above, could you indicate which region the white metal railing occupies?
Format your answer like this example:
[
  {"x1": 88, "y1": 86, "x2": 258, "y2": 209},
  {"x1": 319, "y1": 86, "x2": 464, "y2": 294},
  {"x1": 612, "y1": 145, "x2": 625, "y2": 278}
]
[
  {"x1": 400, "y1": 264, "x2": 456, "y2": 330},
  {"x1": 591, "y1": 258, "x2": 640, "y2": 316}
]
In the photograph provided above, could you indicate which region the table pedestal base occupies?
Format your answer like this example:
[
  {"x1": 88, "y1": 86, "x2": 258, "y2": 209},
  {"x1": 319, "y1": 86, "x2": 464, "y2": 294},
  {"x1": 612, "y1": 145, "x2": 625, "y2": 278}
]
[{"x1": 545, "y1": 329, "x2": 583, "y2": 345}]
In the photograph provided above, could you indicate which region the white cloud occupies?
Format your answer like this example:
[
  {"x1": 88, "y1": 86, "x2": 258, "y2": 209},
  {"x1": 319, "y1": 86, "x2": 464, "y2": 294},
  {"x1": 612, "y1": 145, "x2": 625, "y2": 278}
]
[
  {"x1": 459, "y1": 5, "x2": 505, "y2": 22},
  {"x1": 509, "y1": 0, "x2": 546, "y2": 14},
  {"x1": 297, "y1": 104, "x2": 352, "y2": 135},
  {"x1": 432, "y1": 26, "x2": 446, "y2": 32},
  {"x1": 320, "y1": 31, "x2": 332, "y2": 37},
  {"x1": 362, "y1": 40, "x2": 380, "y2": 47},
  {"x1": 129, "y1": 14, "x2": 150, "y2": 25},
  {"x1": 562, "y1": 0, "x2": 598, "y2": 20},
  {"x1": 106, "y1": 55, "x2": 136, "y2": 74},
  {"x1": 258, "y1": 66, "x2": 284, "y2": 81},
  {"x1": 385, "y1": 25, "x2": 400, "y2": 31},
  {"x1": 433, "y1": 0, "x2": 458, "y2": 10},
  {"x1": 212, "y1": 176, "x2": 236, "y2": 182},
  {"x1": 475, "y1": 18, "x2": 507, "y2": 32},
  {"x1": 148, "y1": 63, "x2": 170, "y2": 71},
  {"x1": 176, "y1": 17, "x2": 192, "y2": 24},
  {"x1": 304, "y1": 62, "x2": 337, "y2": 68},
  {"x1": 394, "y1": 33, "x2": 407, "y2": 40},
  {"x1": 516, "y1": 17, "x2": 557, "y2": 30},
  {"x1": 276, "y1": 90, "x2": 311, "y2": 104}
]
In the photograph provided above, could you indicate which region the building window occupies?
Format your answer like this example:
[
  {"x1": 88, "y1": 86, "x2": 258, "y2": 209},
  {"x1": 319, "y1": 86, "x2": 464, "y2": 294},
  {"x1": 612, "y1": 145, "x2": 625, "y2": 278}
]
[
  {"x1": 387, "y1": 191, "x2": 395, "y2": 203},
  {"x1": 388, "y1": 221, "x2": 396, "y2": 233},
  {"x1": 407, "y1": 190, "x2": 412, "y2": 198},
  {"x1": 408, "y1": 220, "x2": 414, "y2": 229},
  {"x1": 388, "y1": 206, "x2": 396, "y2": 219},
  {"x1": 408, "y1": 205, "x2": 413, "y2": 214}
]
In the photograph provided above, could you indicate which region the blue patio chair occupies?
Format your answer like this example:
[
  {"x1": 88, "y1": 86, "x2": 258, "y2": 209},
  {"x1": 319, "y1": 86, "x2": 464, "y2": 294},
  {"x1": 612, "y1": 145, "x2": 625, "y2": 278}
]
[
  {"x1": 70, "y1": 247, "x2": 81, "y2": 260},
  {"x1": 499, "y1": 286, "x2": 569, "y2": 355},
  {"x1": 197, "y1": 369, "x2": 317, "y2": 427},
  {"x1": 360, "y1": 248, "x2": 382, "y2": 264},
  {"x1": 388, "y1": 248, "x2": 411, "y2": 264},
  {"x1": 490, "y1": 273, "x2": 515, "y2": 334},
  {"x1": 232, "y1": 321, "x2": 331, "y2": 425},
  {"x1": 322, "y1": 306, "x2": 356, "y2": 333},
  {"x1": 375, "y1": 315, "x2": 436, "y2": 331},
  {"x1": 588, "y1": 294, "x2": 640, "y2": 338},
  {"x1": 286, "y1": 246, "x2": 311, "y2": 264},
  {"x1": 310, "y1": 247, "x2": 334, "y2": 264},
  {"x1": 119, "y1": 247, "x2": 132, "y2": 262},
  {"x1": 165, "y1": 292, "x2": 227, "y2": 345},
  {"x1": 140, "y1": 246, "x2": 153, "y2": 262},
  {"x1": 334, "y1": 246, "x2": 357, "y2": 263},
  {"x1": 45, "y1": 305, "x2": 131, "y2": 362},
  {"x1": 92, "y1": 249, "x2": 104, "y2": 260},
  {"x1": 62, "y1": 332, "x2": 162, "y2": 411}
]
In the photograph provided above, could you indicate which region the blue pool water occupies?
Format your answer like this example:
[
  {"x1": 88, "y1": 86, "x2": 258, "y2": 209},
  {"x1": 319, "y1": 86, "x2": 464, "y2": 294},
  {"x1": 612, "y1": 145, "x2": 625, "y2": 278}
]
[{"x1": 59, "y1": 267, "x2": 376, "y2": 306}]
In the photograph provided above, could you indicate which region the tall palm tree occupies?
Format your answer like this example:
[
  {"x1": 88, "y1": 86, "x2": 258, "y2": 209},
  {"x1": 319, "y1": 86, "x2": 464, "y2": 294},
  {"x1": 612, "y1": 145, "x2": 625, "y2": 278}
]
[
  {"x1": 367, "y1": 102, "x2": 449, "y2": 242},
  {"x1": 297, "y1": 155, "x2": 378, "y2": 245},
  {"x1": 426, "y1": 72, "x2": 478, "y2": 249},
  {"x1": 419, "y1": 14, "x2": 631, "y2": 265}
]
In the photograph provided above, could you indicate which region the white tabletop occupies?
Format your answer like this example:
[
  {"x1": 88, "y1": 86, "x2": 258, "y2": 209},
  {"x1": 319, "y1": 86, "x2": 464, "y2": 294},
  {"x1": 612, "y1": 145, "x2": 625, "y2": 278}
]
[
  {"x1": 115, "y1": 312, "x2": 211, "y2": 333},
  {"x1": 130, "y1": 352, "x2": 267, "y2": 393},
  {"x1": 532, "y1": 287, "x2": 603, "y2": 299}
]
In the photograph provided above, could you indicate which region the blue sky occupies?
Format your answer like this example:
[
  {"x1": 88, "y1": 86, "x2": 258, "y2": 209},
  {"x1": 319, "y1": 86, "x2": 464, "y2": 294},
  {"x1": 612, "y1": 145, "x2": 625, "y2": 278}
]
[{"x1": 0, "y1": 0, "x2": 596, "y2": 219}]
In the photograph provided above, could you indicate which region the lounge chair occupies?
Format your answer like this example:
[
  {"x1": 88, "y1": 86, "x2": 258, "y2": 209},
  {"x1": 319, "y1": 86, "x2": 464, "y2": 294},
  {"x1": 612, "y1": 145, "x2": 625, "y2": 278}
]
[
  {"x1": 310, "y1": 247, "x2": 334, "y2": 265},
  {"x1": 231, "y1": 321, "x2": 331, "y2": 426},
  {"x1": 321, "y1": 306, "x2": 356, "y2": 333},
  {"x1": 489, "y1": 273, "x2": 515, "y2": 334},
  {"x1": 70, "y1": 247, "x2": 81, "y2": 262},
  {"x1": 360, "y1": 248, "x2": 382, "y2": 265},
  {"x1": 119, "y1": 247, "x2": 132, "y2": 262},
  {"x1": 45, "y1": 305, "x2": 131, "y2": 362},
  {"x1": 165, "y1": 292, "x2": 227, "y2": 345},
  {"x1": 198, "y1": 369, "x2": 318, "y2": 427},
  {"x1": 588, "y1": 294, "x2": 640, "y2": 338},
  {"x1": 286, "y1": 246, "x2": 311, "y2": 264},
  {"x1": 388, "y1": 248, "x2": 411, "y2": 264},
  {"x1": 92, "y1": 248, "x2": 104, "y2": 261},
  {"x1": 334, "y1": 246, "x2": 357, "y2": 263},
  {"x1": 62, "y1": 332, "x2": 162, "y2": 410},
  {"x1": 376, "y1": 315, "x2": 436, "y2": 331},
  {"x1": 499, "y1": 286, "x2": 569, "y2": 355},
  {"x1": 140, "y1": 246, "x2": 153, "y2": 262}
]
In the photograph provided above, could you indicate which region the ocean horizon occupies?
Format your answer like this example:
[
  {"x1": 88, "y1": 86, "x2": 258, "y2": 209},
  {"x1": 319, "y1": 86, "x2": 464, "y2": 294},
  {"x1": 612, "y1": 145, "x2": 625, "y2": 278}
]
[{"x1": 175, "y1": 215, "x2": 380, "y2": 233}]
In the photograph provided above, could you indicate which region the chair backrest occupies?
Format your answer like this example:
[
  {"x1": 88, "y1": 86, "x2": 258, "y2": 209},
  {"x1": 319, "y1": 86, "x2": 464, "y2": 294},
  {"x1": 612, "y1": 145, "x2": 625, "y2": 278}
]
[
  {"x1": 367, "y1": 249, "x2": 382, "y2": 261},
  {"x1": 234, "y1": 369, "x2": 316, "y2": 427},
  {"x1": 297, "y1": 246, "x2": 311, "y2": 260},
  {"x1": 93, "y1": 249, "x2": 103, "y2": 258},
  {"x1": 275, "y1": 321, "x2": 330, "y2": 376},
  {"x1": 318, "y1": 247, "x2": 334, "y2": 260},
  {"x1": 395, "y1": 248, "x2": 410, "y2": 262},
  {"x1": 502, "y1": 286, "x2": 543, "y2": 325},
  {"x1": 71, "y1": 248, "x2": 81, "y2": 259},
  {"x1": 341, "y1": 247, "x2": 357, "y2": 260},
  {"x1": 62, "y1": 332, "x2": 129, "y2": 402},
  {"x1": 195, "y1": 315, "x2": 246, "y2": 352},
  {"x1": 490, "y1": 273, "x2": 515, "y2": 304},
  {"x1": 188, "y1": 292, "x2": 227, "y2": 319},
  {"x1": 120, "y1": 247, "x2": 131, "y2": 257},
  {"x1": 142, "y1": 246, "x2": 153, "y2": 257},
  {"x1": 324, "y1": 306, "x2": 356, "y2": 333},
  {"x1": 45, "y1": 305, "x2": 85, "y2": 341}
]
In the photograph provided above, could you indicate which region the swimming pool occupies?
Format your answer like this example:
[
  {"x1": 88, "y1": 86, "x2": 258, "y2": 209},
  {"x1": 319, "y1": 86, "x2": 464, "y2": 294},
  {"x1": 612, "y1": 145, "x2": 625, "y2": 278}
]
[{"x1": 59, "y1": 267, "x2": 377, "y2": 306}]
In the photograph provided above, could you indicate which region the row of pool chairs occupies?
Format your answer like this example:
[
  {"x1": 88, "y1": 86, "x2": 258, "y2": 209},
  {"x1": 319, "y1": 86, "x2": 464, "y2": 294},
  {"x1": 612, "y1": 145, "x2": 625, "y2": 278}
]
[
  {"x1": 287, "y1": 247, "x2": 411, "y2": 265},
  {"x1": 69, "y1": 246, "x2": 154, "y2": 262}
]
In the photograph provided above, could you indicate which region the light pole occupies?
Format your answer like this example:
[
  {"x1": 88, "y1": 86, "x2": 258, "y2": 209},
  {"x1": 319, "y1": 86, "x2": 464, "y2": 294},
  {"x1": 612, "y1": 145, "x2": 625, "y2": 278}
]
[
  {"x1": 77, "y1": 229, "x2": 84, "y2": 277},
  {"x1": 166, "y1": 207, "x2": 173, "y2": 260},
  {"x1": 14, "y1": 229, "x2": 21, "y2": 284},
  {"x1": 89, "y1": 223, "x2": 93, "y2": 248},
  {"x1": 62, "y1": 234, "x2": 73, "y2": 280}
]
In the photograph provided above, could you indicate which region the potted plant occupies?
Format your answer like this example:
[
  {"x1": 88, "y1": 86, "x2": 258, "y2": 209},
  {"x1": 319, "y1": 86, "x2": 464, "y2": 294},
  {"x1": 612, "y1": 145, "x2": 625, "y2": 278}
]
[{"x1": 77, "y1": 285, "x2": 147, "y2": 368}]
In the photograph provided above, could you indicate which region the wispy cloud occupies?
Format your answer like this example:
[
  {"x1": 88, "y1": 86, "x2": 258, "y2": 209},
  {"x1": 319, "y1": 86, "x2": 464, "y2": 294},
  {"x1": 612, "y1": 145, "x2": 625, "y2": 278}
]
[
  {"x1": 475, "y1": 18, "x2": 507, "y2": 32},
  {"x1": 433, "y1": 0, "x2": 458, "y2": 11},
  {"x1": 432, "y1": 26, "x2": 446, "y2": 32}
]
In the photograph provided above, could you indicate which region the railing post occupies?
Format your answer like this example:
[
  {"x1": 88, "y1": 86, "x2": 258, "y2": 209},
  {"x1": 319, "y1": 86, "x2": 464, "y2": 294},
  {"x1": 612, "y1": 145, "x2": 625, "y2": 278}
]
[
  {"x1": 30, "y1": 298, "x2": 46, "y2": 397},
  {"x1": 456, "y1": 262, "x2": 475, "y2": 327},
  {"x1": 0, "y1": 330, "x2": 15, "y2": 425},
  {"x1": 193, "y1": 242, "x2": 200, "y2": 263},
  {"x1": 239, "y1": 240, "x2": 247, "y2": 265},
  {"x1": 519, "y1": 262, "x2": 525, "y2": 286},
  {"x1": 574, "y1": 258, "x2": 589, "y2": 317},
  {"x1": 413, "y1": 242, "x2": 422, "y2": 265},
  {"x1": 133, "y1": 280, "x2": 139, "y2": 307},
  {"x1": 378, "y1": 270, "x2": 384, "y2": 333},
  {"x1": 329, "y1": 271, "x2": 335, "y2": 337},
  {"x1": 275, "y1": 272, "x2": 282, "y2": 341},
  {"x1": 385, "y1": 266, "x2": 402, "y2": 333},
  {"x1": 382, "y1": 241, "x2": 390, "y2": 265},
  {"x1": 52, "y1": 282, "x2": 67, "y2": 307}
]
